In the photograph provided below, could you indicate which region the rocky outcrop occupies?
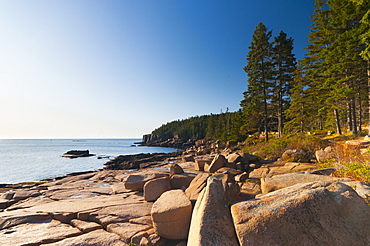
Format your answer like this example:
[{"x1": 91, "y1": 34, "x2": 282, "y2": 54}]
[
  {"x1": 260, "y1": 172, "x2": 351, "y2": 193},
  {"x1": 144, "y1": 177, "x2": 171, "y2": 202},
  {"x1": 62, "y1": 150, "x2": 95, "y2": 158},
  {"x1": 104, "y1": 152, "x2": 183, "y2": 170},
  {"x1": 187, "y1": 177, "x2": 239, "y2": 245},
  {"x1": 231, "y1": 181, "x2": 370, "y2": 246}
]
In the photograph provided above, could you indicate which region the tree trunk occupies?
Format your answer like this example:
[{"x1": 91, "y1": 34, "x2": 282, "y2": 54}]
[
  {"x1": 348, "y1": 102, "x2": 353, "y2": 132},
  {"x1": 263, "y1": 93, "x2": 269, "y2": 142},
  {"x1": 351, "y1": 98, "x2": 358, "y2": 134},
  {"x1": 368, "y1": 60, "x2": 370, "y2": 136},
  {"x1": 334, "y1": 109, "x2": 342, "y2": 135},
  {"x1": 277, "y1": 80, "x2": 283, "y2": 137},
  {"x1": 358, "y1": 91, "x2": 362, "y2": 132}
]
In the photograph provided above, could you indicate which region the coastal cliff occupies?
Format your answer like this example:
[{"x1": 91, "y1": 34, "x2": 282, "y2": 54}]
[{"x1": 140, "y1": 133, "x2": 195, "y2": 149}]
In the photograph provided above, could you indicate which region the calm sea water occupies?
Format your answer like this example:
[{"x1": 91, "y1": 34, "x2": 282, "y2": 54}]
[{"x1": 0, "y1": 139, "x2": 180, "y2": 184}]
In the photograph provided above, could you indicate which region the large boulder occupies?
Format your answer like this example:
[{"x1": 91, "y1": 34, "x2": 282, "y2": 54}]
[
  {"x1": 231, "y1": 182, "x2": 370, "y2": 246},
  {"x1": 281, "y1": 149, "x2": 309, "y2": 162},
  {"x1": 194, "y1": 159, "x2": 211, "y2": 171},
  {"x1": 226, "y1": 152, "x2": 244, "y2": 164},
  {"x1": 144, "y1": 177, "x2": 171, "y2": 202},
  {"x1": 170, "y1": 173, "x2": 196, "y2": 189},
  {"x1": 151, "y1": 190, "x2": 192, "y2": 240},
  {"x1": 261, "y1": 172, "x2": 350, "y2": 193},
  {"x1": 124, "y1": 172, "x2": 167, "y2": 191},
  {"x1": 185, "y1": 173, "x2": 211, "y2": 202},
  {"x1": 187, "y1": 177, "x2": 239, "y2": 245},
  {"x1": 315, "y1": 146, "x2": 336, "y2": 163},
  {"x1": 205, "y1": 154, "x2": 226, "y2": 173},
  {"x1": 170, "y1": 163, "x2": 184, "y2": 176}
]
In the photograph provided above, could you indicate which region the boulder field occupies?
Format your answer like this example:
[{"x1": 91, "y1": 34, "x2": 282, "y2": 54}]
[{"x1": 0, "y1": 149, "x2": 369, "y2": 246}]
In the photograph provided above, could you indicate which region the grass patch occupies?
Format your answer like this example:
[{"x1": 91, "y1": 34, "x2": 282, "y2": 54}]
[{"x1": 242, "y1": 134, "x2": 327, "y2": 160}]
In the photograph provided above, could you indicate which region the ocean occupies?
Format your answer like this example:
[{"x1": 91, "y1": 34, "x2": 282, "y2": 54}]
[{"x1": 0, "y1": 139, "x2": 180, "y2": 184}]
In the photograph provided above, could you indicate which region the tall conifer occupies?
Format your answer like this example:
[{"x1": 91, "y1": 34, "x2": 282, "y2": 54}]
[{"x1": 241, "y1": 22, "x2": 274, "y2": 142}]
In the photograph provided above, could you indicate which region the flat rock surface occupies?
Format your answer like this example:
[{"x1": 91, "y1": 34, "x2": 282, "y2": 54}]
[
  {"x1": 0, "y1": 219, "x2": 82, "y2": 246},
  {"x1": 0, "y1": 167, "x2": 171, "y2": 245}
]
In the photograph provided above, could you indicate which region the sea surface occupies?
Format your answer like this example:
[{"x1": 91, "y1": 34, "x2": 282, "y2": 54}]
[{"x1": 0, "y1": 139, "x2": 180, "y2": 184}]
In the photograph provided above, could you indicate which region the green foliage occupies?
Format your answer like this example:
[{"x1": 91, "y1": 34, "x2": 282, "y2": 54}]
[
  {"x1": 241, "y1": 23, "x2": 296, "y2": 141},
  {"x1": 242, "y1": 134, "x2": 327, "y2": 160},
  {"x1": 151, "y1": 111, "x2": 245, "y2": 143}
]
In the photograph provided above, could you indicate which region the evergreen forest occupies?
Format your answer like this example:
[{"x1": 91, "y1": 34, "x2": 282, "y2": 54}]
[{"x1": 150, "y1": 0, "x2": 370, "y2": 143}]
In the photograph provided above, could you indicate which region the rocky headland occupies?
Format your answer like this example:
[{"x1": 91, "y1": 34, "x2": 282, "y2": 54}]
[{"x1": 1, "y1": 140, "x2": 370, "y2": 245}]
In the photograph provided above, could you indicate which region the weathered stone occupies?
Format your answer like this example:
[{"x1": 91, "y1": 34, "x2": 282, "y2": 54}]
[
  {"x1": 129, "y1": 215, "x2": 153, "y2": 226},
  {"x1": 151, "y1": 190, "x2": 192, "y2": 240},
  {"x1": 182, "y1": 155, "x2": 195, "y2": 162},
  {"x1": 235, "y1": 172, "x2": 249, "y2": 182},
  {"x1": 185, "y1": 173, "x2": 211, "y2": 202},
  {"x1": 261, "y1": 172, "x2": 349, "y2": 193},
  {"x1": 170, "y1": 173, "x2": 196, "y2": 189},
  {"x1": 148, "y1": 234, "x2": 168, "y2": 246},
  {"x1": 226, "y1": 152, "x2": 244, "y2": 164},
  {"x1": 0, "y1": 211, "x2": 51, "y2": 230},
  {"x1": 194, "y1": 159, "x2": 211, "y2": 171},
  {"x1": 125, "y1": 173, "x2": 168, "y2": 191},
  {"x1": 315, "y1": 146, "x2": 336, "y2": 163},
  {"x1": 89, "y1": 202, "x2": 152, "y2": 227},
  {"x1": 205, "y1": 154, "x2": 226, "y2": 173},
  {"x1": 144, "y1": 177, "x2": 171, "y2": 202},
  {"x1": 223, "y1": 180, "x2": 241, "y2": 204},
  {"x1": 107, "y1": 222, "x2": 152, "y2": 243},
  {"x1": 231, "y1": 182, "x2": 370, "y2": 246},
  {"x1": 139, "y1": 236, "x2": 152, "y2": 246},
  {"x1": 0, "y1": 219, "x2": 82, "y2": 246},
  {"x1": 309, "y1": 167, "x2": 336, "y2": 176},
  {"x1": 70, "y1": 219, "x2": 102, "y2": 233},
  {"x1": 281, "y1": 149, "x2": 308, "y2": 162},
  {"x1": 47, "y1": 229, "x2": 128, "y2": 245},
  {"x1": 341, "y1": 180, "x2": 370, "y2": 199},
  {"x1": 170, "y1": 163, "x2": 184, "y2": 176},
  {"x1": 130, "y1": 230, "x2": 152, "y2": 245},
  {"x1": 262, "y1": 162, "x2": 317, "y2": 178},
  {"x1": 187, "y1": 177, "x2": 239, "y2": 245},
  {"x1": 52, "y1": 211, "x2": 76, "y2": 223},
  {"x1": 239, "y1": 181, "x2": 261, "y2": 200},
  {"x1": 215, "y1": 167, "x2": 243, "y2": 177},
  {"x1": 12, "y1": 189, "x2": 41, "y2": 202}
]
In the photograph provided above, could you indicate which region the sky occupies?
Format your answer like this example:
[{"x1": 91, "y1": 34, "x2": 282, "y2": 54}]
[{"x1": 0, "y1": 0, "x2": 314, "y2": 139}]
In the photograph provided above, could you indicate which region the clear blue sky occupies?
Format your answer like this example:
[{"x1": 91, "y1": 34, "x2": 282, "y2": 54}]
[{"x1": 0, "y1": 0, "x2": 314, "y2": 139}]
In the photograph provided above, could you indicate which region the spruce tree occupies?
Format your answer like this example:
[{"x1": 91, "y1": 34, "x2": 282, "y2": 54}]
[
  {"x1": 272, "y1": 31, "x2": 297, "y2": 137},
  {"x1": 241, "y1": 22, "x2": 274, "y2": 142}
]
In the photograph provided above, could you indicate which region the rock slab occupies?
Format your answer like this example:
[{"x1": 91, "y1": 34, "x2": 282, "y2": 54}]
[
  {"x1": 187, "y1": 176, "x2": 239, "y2": 246},
  {"x1": 231, "y1": 181, "x2": 370, "y2": 246}
]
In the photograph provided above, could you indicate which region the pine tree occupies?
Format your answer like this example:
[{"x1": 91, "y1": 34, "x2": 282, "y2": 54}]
[
  {"x1": 272, "y1": 31, "x2": 297, "y2": 137},
  {"x1": 241, "y1": 22, "x2": 274, "y2": 142}
]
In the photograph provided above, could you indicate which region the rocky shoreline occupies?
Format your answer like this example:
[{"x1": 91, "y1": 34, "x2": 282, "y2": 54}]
[{"x1": 1, "y1": 141, "x2": 370, "y2": 245}]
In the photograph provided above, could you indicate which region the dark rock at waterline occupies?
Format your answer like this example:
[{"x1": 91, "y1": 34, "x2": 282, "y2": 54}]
[
  {"x1": 62, "y1": 150, "x2": 95, "y2": 159},
  {"x1": 104, "y1": 152, "x2": 183, "y2": 170}
]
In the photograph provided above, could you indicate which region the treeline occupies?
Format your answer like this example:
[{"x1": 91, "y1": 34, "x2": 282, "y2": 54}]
[
  {"x1": 151, "y1": 0, "x2": 370, "y2": 143},
  {"x1": 151, "y1": 111, "x2": 245, "y2": 143}
]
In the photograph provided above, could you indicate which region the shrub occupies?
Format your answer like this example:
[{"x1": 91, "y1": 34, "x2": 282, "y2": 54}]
[{"x1": 242, "y1": 134, "x2": 327, "y2": 160}]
